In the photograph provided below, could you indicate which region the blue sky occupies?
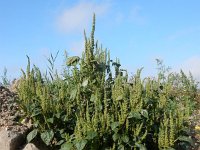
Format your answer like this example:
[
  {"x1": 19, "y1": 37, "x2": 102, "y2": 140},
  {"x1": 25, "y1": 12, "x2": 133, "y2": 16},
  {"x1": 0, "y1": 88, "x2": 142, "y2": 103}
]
[{"x1": 0, "y1": 0, "x2": 200, "y2": 82}]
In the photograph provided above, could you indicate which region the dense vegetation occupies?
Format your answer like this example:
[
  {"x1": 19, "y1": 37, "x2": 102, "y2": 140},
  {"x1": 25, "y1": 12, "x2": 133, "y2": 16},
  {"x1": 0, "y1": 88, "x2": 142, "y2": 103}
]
[{"x1": 16, "y1": 15, "x2": 198, "y2": 150}]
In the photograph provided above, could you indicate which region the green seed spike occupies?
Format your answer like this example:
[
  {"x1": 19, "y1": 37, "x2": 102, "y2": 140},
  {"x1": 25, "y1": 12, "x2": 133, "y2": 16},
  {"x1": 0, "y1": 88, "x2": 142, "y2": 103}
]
[
  {"x1": 169, "y1": 111, "x2": 175, "y2": 147},
  {"x1": 26, "y1": 55, "x2": 30, "y2": 79},
  {"x1": 84, "y1": 29, "x2": 87, "y2": 43},
  {"x1": 90, "y1": 13, "x2": 95, "y2": 60},
  {"x1": 95, "y1": 40, "x2": 98, "y2": 53}
]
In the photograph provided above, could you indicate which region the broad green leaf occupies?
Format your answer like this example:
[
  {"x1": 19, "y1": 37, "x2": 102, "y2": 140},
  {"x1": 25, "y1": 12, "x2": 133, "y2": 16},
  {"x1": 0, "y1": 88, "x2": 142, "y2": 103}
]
[
  {"x1": 74, "y1": 139, "x2": 87, "y2": 150},
  {"x1": 128, "y1": 112, "x2": 141, "y2": 119},
  {"x1": 47, "y1": 118, "x2": 54, "y2": 124},
  {"x1": 135, "y1": 143, "x2": 147, "y2": 150},
  {"x1": 118, "y1": 144, "x2": 125, "y2": 150},
  {"x1": 99, "y1": 103, "x2": 103, "y2": 110},
  {"x1": 82, "y1": 79, "x2": 88, "y2": 87},
  {"x1": 55, "y1": 140, "x2": 64, "y2": 145},
  {"x1": 112, "y1": 133, "x2": 119, "y2": 142},
  {"x1": 41, "y1": 130, "x2": 54, "y2": 146},
  {"x1": 122, "y1": 135, "x2": 129, "y2": 143},
  {"x1": 177, "y1": 136, "x2": 194, "y2": 146},
  {"x1": 33, "y1": 120, "x2": 39, "y2": 128},
  {"x1": 116, "y1": 95, "x2": 123, "y2": 101},
  {"x1": 165, "y1": 148, "x2": 176, "y2": 150},
  {"x1": 59, "y1": 129, "x2": 64, "y2": 134},
  {"x1": 181, "y1": 127, "x2": 190, "y2": 135},
  {"x1": 66, "y1": 56, "x2": 80, "y2": 66},
  {"x1": 31, "y1": 108, "x2": 41, "y2": 117},
  {"x1": 141, "y1": 109, "x2": 148, "y2": 118},
  {"x1": 55, "y1": 113, "x2": 61, "y2": 119},
  {"x1": 86, "y1": 131, "x2": 98, "y2": 140},
  {"x1": 27, "y1": 129, "x2": 38, "y2": 143},
  {"x1": 90, "y1": 94, "x2": 96, "y2": 102},
  {"x1": 61, "y1": 142, "x2": 73, "y2": 150},
  {"x1": 111, "y1": 122, "x2": 120, "y2": 131},
  {"x1": 92, "y1": 79, "x2": 97, "y2": 84},
  {"x1": 70, "y1": 89, "x2": 77, "y2": 100}
]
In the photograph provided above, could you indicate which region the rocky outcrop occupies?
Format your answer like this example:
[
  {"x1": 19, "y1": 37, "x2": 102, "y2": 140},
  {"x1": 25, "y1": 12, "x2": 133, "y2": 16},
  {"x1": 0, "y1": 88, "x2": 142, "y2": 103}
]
[
  {"x1": 0, "y1": 85, "x2": 28, "y2": 150},
  {"x1": 22, "y1": 143, "x2": 39, "y2": 150},
  {"x1": 0, "y1": 85, "x2": 48, "y2": 150},
  {"x1": 0, "y1": 128, "x2": 25, "y2": 150},
  {"x1": 0, "y1": 85, "x2": 21, "y2": 128}
]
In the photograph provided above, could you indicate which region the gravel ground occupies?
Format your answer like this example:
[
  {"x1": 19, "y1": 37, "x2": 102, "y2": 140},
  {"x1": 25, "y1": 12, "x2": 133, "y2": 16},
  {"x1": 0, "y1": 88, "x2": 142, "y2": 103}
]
[{"x1": 0, "y1": 85, "x2": 28, "y2": 133}]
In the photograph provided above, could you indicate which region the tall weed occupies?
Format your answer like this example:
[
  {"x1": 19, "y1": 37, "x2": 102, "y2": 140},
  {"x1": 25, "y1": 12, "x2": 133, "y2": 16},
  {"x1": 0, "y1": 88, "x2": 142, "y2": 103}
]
[{"x1": 17, "y1": 14, "x2": 198, "y2": 150}]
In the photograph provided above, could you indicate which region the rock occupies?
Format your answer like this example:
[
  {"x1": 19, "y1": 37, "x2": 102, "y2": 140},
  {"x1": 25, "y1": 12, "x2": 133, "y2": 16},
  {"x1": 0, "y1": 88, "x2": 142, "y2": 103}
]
[
  {"x1": 0, "y1": 128, "x2": 25, "y2": 150},
  {"x1": 23, "y1": 143, "x2": 39, "y2": 150},
  {"x1": 0, "y1": 86, "x2": 30, "y2": 150},
  {"x1": 0, "y1": 86, "x2": 23, "y2": 129}
]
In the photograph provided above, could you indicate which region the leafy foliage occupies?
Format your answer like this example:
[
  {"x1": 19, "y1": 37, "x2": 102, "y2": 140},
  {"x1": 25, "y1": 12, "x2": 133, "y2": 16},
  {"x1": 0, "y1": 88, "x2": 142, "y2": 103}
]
[
  {"x1": 1, "y1": 67, "x2": 10, "y2": 87},
  {"x1": 17, "y1": 14, "x2": 198, "y2": 150}
]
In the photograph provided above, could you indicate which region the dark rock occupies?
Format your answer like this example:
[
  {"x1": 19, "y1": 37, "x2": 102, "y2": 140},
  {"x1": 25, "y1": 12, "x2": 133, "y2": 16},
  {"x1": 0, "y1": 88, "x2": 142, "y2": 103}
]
[{"x1": 0, "y1": 128, "x2": 25, "y2": 150}]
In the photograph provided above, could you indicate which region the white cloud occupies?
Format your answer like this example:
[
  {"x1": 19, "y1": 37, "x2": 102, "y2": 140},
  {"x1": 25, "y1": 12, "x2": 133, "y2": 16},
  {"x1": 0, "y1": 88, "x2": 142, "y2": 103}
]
[
  {"x1": 56, "y1": 1, "x2": 109, "y2": 33},
  {"x1": 176, "y1": 56, "x2": 200, "y2": 81}
]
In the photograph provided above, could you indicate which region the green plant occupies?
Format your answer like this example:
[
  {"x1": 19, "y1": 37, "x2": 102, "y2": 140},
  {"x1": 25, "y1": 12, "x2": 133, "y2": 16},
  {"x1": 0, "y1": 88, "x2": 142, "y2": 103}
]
[
  {"x1": 17, "y1": 14, "x2": 198, "y2": 150},
  {"x1": 1, "y1": 67, "x2": 10, "y2": 87}
]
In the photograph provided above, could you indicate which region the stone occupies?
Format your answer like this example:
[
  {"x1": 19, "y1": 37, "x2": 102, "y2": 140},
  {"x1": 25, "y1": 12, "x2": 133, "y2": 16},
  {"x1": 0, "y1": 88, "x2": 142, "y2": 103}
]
[
  {"x1": 23, "y1": 143, "x2": 39, "y2": 150},
  {"x1": 0, "y1": 128, "x2": 25, "y2": 150}
]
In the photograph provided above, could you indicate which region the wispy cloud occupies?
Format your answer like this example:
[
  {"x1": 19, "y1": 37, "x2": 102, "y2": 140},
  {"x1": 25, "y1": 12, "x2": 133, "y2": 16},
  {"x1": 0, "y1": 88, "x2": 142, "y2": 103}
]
[
  {"x1": 56, "y1": 1, "x2": 110, "y2": 33},
  {"x1": 114, "y1": 5, "x2": 146, "y2": 25},
  {"x1": 176, "y1": 56, "x2": 200, "y2": 81}
]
